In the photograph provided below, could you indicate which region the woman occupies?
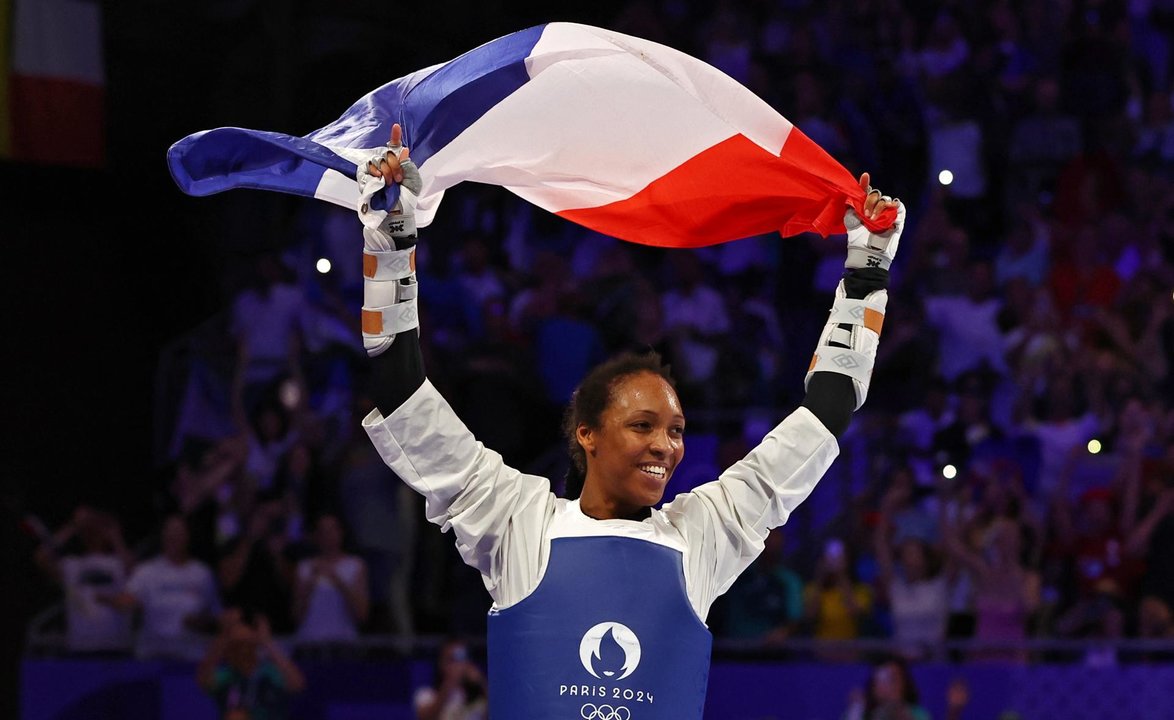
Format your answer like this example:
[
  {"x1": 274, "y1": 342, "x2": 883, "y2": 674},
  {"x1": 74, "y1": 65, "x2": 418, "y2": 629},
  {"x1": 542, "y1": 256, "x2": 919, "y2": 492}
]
[
  {"x1": 413, "y1": 638, "x2": 489, "y2": 720},
  {"x1": 292, "y1": 514, "x2": 370, "y2": 643},
  {"x1": 197, "y1": 609, "x2": 306, "y2": 720},
  {"x1": 843, "y1": 656, "x2": 931, "y2": 720},
  {"x1": 804, "y1": 537, "x2": 874, "y2": 660},
  {"x1": 873, "y1": 481, "x2": 951, "y2": 659},
  {"x1": 355, "y1": 126, "x2": 904, "y2": 718},
  {"x1": 944, "y1": 514, "x2": 1040, "y2": 663},
  {"x1": 33, "y1": 506, "x2": 135, "y2": 654}
]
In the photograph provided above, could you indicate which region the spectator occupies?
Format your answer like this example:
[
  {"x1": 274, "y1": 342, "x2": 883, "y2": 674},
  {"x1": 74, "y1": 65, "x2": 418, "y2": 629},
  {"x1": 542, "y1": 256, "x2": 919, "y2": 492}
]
[
  {"x1": 874, "y1": 484, "x2": 950, "y2": 659},
  {"x1": 338, "y1": 396, "x2": 417, "y2": 638},
  {"x1": 1136, "y1": 595, "x2": 1174, "y2": 652},
  {"x1": 229, "y1": 252, "x2": 308, "y2": 415},
  {"x1": 1007, "y1": 76, "x2": 1083, "y2": 204},
  {"x1": 237, "y1": 391, "x2": 305, "y2": 499},
  {"x1": 454, "y1": 236, "x2": 506, "y2": 321},
  {"x1": 1133, "y1": 89, "x2": 1174, "y2": 171},
  {"x1": 198, "y1": 609, "x2": 306, "y2": 720},
  {"x1": 660, "y1": 251, "x2": 731, "y2": 404},
  {"x1": 842, "y1": 655, "x2": 931, "y2": 720},
  {"x1": 218, "y1": 501, "x2": 295, "y2": 635},
  {"x1": 943, "y1": 515, "x2": 1040, "y2": 663},
  {"x1": 915, "y1": 12, "x2": 970, "y2": 80},
  {"x1": 33, "y1": 506, "x2": 133, "y2": 654},
  {"x1": 111, "y1": 515, "x2": 222, "y2": 661},
  {"x1": 1119, "y1": 401, "x2": 1174, "y2": 614},
  {"x1": 804, "y1": 537, "x2": 873, "y2": 660},
  {"x1": 292, "y1": 514, "x2": 370, "y2": 643},
  {"x1": 1047, "y1": 224, "x2": 1122, "y2": 328},
  {"x1": 924, "y1": 261, "x2": 1007, "y2": 382},
  {"x1": 414, "y1": 638, "x2": 488, "y2": 720},
  {"x1": 933, "y1": 372, "x2": 1005, "y2": 472},
  {"x1": 721, "y1": 528, "x2": 804, "y2": 645},
  {"x1": 994, "y1": 212, "x2": 1052, "y2": 289},
  {"x1": 896, "y1": 376, "x2": 953, "y2": 455}
]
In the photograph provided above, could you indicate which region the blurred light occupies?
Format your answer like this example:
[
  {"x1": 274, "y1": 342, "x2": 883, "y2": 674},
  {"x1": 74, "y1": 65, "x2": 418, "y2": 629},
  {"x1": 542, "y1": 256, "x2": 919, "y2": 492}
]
[
  {"x1": 938, "y1": 169, "x2": 954, "y2": 186},
  {"x1": 942, "y1": 464, "x2": 958, "y2": 480},
  {"x1": 1088, "y1": 439, "x2": 1103, "y2": 455},
  {"x1": 316, "y1": 258, "x2": 332, "y2": 274},
  {"x1": 279, "y1": 380, "x2": 301, "y2": 410}
]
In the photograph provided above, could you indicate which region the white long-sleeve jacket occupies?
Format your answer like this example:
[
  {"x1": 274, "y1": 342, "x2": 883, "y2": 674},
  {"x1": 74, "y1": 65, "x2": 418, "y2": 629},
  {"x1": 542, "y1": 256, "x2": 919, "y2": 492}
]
[{"x1": 363, "y1": 379, "x2": 839, "y2": 621}]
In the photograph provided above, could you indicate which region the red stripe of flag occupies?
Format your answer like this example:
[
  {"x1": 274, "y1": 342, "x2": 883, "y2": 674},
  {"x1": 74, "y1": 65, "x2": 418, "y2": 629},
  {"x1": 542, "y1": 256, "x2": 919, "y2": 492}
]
[
  {"x1": 557, "y1": 128, "x2": 896, "y2": 247},
  {"x1": 10, "y1": 75, "x2": 104, "y2": 166}
]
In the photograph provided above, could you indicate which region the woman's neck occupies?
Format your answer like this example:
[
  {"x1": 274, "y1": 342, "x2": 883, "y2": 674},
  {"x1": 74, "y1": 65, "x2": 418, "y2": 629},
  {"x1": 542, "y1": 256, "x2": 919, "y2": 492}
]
[{"x1": 578, "y1": 486, "x2": 647, "y2": 521}]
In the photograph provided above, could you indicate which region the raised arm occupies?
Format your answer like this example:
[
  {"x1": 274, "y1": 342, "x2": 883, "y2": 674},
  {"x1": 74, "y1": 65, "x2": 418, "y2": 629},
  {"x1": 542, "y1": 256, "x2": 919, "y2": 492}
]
[
  {"x1": 357, "y1": 125, "x2": 555, "y2": 607},
  {"x1": 873, "y1": 485, "x2": 907, "y2": 591},
  {"x1": 666, "y1": 178, "x2": 905, "y2": 616}
]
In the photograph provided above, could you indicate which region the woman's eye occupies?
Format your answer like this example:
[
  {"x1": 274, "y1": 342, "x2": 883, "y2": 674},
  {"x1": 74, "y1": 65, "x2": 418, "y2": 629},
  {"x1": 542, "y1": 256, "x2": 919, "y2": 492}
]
[{"x1": 632, "y1": 422, "x2": 651, "y2": 431}]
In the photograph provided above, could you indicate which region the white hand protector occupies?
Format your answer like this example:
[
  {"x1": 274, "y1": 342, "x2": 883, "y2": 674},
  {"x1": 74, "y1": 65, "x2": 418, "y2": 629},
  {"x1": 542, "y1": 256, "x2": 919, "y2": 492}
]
[
  {"x1": 357, "y1": 145, "x2": 424, "y2": 357},
  {"x1": 805, "y1": 281, "x2": 887, "y2": 409},
  {"x1": 845, "y1": 196, "x2": 905, "y2": 270},
  {"x1": 804, "y1": 197, "x2": 904, "y2": 408}
]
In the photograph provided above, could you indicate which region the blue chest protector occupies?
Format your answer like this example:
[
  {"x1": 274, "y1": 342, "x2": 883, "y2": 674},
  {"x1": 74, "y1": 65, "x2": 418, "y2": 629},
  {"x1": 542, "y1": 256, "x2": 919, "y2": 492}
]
[{"x1": 488, "y1": 535, "x2": 712, "y2": 719}]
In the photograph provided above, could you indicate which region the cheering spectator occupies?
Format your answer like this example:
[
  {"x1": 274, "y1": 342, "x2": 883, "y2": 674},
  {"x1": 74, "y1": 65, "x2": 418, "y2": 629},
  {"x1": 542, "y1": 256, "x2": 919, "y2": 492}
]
[
  {"x1": 219, "y1": 501, "x2": 296, "y2": 635},
  {"x1": 804, "y1": 537, "x2": 873, "y2": 661},
  {"x1": 924, "y1": 261, "x2": 1007, "y2": 382},
  {"x1": 842, "y1": 655, "x2": 932, "y2": 720},
  {"x1": 721, "y1": 528, "x2": 804, "y2": 645},
  {"x1": 229, "y1": 252, "x2": 308, "y2": 415},
  {"x1": 198, "y1": 609, "x2": 305, "y2": 720},
  {"x1": 874, "y1": 484, "x2": 950, "y2": 659},
  {"x1": 33, "y1": 506, "x2": 134, "y2": 654},
  {"x1": 414, "y1": 638, "x2": 488, "y2": 720},
  {"x1": 110, "y1": 515, "x2": 221, "y2": 660},
  {"x1": 661, "y1": 251, "x2": 731, "y2": 404},
  {"x1": 943, "y1": 514, "x2": 1040, "y2": 663},
  {"x1": 292, "y1": 514, "x2": 370, "y2": 643}
]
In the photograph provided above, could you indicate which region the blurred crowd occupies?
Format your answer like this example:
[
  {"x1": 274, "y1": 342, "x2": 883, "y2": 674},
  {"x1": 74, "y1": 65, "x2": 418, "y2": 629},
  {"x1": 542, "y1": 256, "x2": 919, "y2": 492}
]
[{"x1": 25, "y1": 0, "x2": 1174, "y2": 677}]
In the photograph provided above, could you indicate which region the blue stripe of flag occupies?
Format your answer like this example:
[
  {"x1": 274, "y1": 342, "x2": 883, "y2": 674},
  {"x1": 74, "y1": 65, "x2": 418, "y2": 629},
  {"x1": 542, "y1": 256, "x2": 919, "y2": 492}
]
[{"x1": 169, "y1": 25, "x2": 546, "y2": 212}]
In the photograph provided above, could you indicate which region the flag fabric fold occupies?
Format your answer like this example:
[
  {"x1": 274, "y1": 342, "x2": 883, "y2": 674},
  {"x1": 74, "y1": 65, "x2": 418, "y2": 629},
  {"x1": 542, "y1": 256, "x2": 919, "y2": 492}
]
[{"x1": 167, "y1": 22, "x2": 895, "y2": 248}]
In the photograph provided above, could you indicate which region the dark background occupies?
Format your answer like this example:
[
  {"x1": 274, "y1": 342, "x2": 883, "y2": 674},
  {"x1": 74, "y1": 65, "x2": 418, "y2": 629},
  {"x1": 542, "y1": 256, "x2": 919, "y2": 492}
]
[{"x1": 1, "y1": 3, "x2": 628, "y2": 717}]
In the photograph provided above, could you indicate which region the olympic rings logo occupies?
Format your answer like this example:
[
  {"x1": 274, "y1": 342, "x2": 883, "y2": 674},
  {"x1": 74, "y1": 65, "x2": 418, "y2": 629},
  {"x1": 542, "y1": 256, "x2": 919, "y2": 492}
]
[{"x1": 580, "y1": 703, "x2": 631, "y2": 720}]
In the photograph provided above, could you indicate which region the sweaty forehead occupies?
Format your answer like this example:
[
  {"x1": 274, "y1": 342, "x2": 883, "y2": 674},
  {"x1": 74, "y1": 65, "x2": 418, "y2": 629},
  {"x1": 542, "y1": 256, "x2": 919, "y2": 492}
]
[{"x1": 609, "y1": 372, "x2": 682, "y2": 415}]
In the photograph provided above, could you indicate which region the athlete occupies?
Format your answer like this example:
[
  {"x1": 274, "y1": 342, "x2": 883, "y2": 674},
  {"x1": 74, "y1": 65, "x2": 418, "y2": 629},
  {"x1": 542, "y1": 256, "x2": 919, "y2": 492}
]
[{"x1": 356, "y1": 124, "x2": 903, "y2": 719}]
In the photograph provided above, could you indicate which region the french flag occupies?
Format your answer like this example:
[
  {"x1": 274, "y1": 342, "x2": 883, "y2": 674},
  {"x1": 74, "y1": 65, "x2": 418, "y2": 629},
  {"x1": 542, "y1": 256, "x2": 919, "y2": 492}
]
[
  {"x1": 168, "y1": 22, "x2": 895, "y2": 248},
  {"x1": 5, "y1": 0, "x2": 105, "y2": 166}
]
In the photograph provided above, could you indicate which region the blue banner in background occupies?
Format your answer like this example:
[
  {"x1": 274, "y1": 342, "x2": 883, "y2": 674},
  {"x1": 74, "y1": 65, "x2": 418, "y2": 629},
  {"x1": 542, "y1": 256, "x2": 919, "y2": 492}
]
[{"x1": 22, "y1": 658, "x2": 1174, "y2": 720}]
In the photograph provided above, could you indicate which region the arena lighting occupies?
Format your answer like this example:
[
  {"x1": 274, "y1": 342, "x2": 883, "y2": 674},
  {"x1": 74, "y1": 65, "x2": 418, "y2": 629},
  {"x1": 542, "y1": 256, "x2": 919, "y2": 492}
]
[
  {"x1": 316, "y1": 258, "x2": 332, "y2": 274},
  {"x1": 279, "y1": 379, "x2": 301, "y2": 410},
  {"x1": 942, "y1": 464, "x2": 958, "y2": 479},
  {"x1": 938, "y1": 169, "x2": 954, "y2": 186},
  {"x1": 1088, "y1": 439, "x2": 1103, "y2": 455}
]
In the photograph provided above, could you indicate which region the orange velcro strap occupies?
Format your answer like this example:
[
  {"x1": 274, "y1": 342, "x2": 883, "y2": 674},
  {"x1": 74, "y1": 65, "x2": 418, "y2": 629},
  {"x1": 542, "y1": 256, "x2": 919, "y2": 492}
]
[
  {"x1": 808, "y1": 354, "x2": 819, "y2": 373},
  {"x1": 864, "y1": 308, "x2": 884, "y2": 336},
  {"x1": 363, "y1": 248, "x2": 415, "y2": 280},
  {"x1": 361, "y1": 309, "x2": 383, "y2": 335}
]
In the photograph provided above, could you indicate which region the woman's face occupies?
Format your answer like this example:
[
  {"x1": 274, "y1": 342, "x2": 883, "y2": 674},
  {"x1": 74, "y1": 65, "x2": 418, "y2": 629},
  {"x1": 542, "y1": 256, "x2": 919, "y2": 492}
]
[
  {"x1": 577, "y1": 372, "x2": 685, "y2": 514},
  {"x1": 316, "y1": 516, "x2": 343, "y2": 554},
  {"x1": 873, "y1": 662, "x2": 905, "y2": 702},
  {"x1": 898, "y1": 539, "x2": 928, "y2": 579}
]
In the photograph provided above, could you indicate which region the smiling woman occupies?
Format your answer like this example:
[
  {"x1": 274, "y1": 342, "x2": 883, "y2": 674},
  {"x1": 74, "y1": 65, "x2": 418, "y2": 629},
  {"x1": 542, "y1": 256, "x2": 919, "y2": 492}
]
[
  {"x1": 352, "y1": 127, "x2": 905, "y2": 719},
  {"x1": 562, "y1": 353, "x2": 684, "y2": 518}
]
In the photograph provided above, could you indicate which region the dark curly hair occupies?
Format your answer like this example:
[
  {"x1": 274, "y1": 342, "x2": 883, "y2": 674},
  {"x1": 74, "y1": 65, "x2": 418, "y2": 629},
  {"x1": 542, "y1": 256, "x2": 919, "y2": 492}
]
[{"x1": 561, "y1": 351, "x2": 676, "y2": 500}]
